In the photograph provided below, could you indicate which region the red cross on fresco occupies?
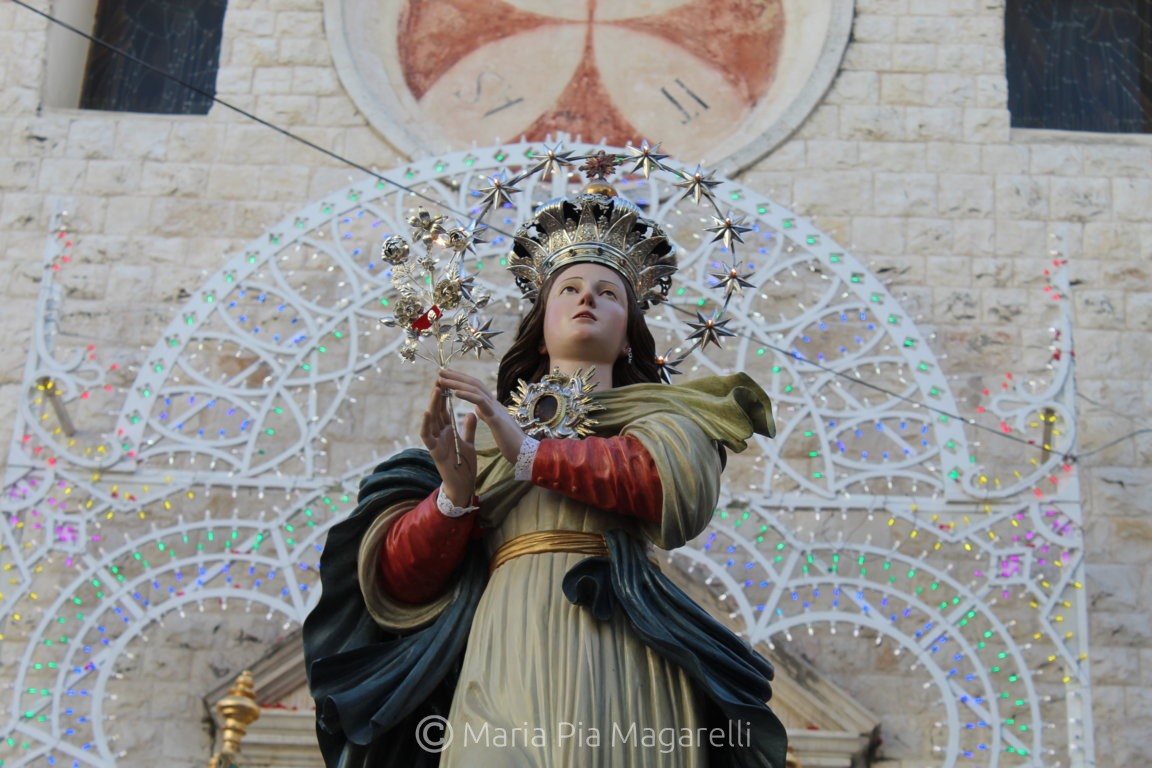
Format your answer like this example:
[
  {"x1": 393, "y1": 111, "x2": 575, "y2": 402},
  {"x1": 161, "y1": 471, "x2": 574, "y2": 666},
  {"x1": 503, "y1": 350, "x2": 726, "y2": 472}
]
[{"x1": 396, "y1": 0, "x2": 784, "y2": 148}]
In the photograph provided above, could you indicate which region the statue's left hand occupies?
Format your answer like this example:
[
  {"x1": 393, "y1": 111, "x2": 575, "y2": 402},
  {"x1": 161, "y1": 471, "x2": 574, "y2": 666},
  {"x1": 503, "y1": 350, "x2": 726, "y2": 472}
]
[{"x1": 438, "y1": 368, "x2": 527, "y2": 465}]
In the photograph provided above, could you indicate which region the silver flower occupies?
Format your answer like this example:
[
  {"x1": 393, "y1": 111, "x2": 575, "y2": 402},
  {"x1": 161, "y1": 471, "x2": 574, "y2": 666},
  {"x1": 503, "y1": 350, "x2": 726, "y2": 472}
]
[
  {"x1": 408, "y1": 209, "x2": 447, "y2": 245},
  {"x1": 392, "y1": 295, "x2": 424, "y2": 327},
  {"x1": 443, "y1": 228, "x2": 471, "y2": 252},
  {"x1": 380, "y1": 235, "x2": 410, "y2": 265},
  {"x1": 433, "y1": 278, "x2": 463, "y2": 310}
]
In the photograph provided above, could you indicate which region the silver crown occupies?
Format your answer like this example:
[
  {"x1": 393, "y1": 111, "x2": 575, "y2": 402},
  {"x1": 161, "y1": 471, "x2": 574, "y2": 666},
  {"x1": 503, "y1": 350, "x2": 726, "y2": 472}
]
[{"x1": 509, "y1": 189, "x2": 676, "y2": 309}]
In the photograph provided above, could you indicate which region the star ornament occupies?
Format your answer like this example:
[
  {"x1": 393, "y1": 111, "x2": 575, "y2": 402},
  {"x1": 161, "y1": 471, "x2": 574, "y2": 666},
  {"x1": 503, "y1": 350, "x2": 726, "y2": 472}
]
[
  {"x1": 526, "y1": 142, "x2": 576, "y2": 180},
  {"x1": 458, "y1": 317, "x2": 501, "y2": 358},
  {"x1": 705, "y1": 212, "x2": 753, "y2": 252},
  {"x1": 685, "y1": 309, "x2": 736, "y2": 350},
  {"x1": 476, "y1": 170, "x2": 522, "y2": 215},
  {"x1": 455, "y1": 271, "x2": 479, "y2": 303},
  {"x1": 655, "y1": 348, "x2": 687, "y2": 381},
  {"x1": 710, "y1": 262, "x2": 756, "y2": 303},
  {"x1": 673, "y1": 165, "x2": 721, "y2": 206},
  {"x1": 626, "y1": 140, "x2": 670, "y2": 179}
]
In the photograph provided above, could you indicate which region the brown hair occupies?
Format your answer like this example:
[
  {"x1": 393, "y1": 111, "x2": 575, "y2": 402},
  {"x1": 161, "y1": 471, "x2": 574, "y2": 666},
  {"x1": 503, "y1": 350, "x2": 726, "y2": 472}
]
[{"x1": 496, "y1": 270, "x2": 663, "y2": 404}]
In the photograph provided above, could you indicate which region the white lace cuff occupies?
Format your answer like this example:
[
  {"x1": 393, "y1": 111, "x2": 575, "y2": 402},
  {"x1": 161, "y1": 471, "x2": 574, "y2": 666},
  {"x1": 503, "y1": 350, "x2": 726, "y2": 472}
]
[
  {"x1": 514, "y1": 436, "x2": 541, "y2": 481},
  {"x1": 436, "y1": 485, "x2": 477, "y2": 518}
]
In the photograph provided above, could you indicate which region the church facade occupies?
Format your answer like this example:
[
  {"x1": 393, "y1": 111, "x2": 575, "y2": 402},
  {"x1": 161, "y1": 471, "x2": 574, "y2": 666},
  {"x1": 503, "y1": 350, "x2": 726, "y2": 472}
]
[{"x1": 0, "y1": 1, "x2": 1148, "y2": 766}]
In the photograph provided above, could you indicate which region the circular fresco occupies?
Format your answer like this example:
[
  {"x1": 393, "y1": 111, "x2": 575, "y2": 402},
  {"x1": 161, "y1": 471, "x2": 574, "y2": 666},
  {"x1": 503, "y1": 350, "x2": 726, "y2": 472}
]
[{"x1": 325, "y1": 0, "x2": 855, "y2": 172}]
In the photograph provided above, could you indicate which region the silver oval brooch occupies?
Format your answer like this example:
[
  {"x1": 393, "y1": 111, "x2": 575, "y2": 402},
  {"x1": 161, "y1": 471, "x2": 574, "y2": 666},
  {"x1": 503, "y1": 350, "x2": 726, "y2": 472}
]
[{"x1": 508, "y1": 367, "x2": 603, "y2": 439}]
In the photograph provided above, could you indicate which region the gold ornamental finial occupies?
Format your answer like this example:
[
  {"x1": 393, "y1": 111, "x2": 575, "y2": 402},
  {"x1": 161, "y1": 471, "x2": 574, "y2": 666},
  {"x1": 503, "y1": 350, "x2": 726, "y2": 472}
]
[
  {"x1": 207, "y1": 670, "x2": 261, "y2": 768},
  {"x1": 582, "y1": 179, "x2": 617, "y2": 197}
]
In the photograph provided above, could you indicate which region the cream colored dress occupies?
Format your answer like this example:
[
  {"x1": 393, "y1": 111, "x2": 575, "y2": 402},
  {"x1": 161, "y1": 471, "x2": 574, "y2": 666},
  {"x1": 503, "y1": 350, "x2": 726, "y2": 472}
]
[{"x1": 357, "y1": 377, "x2": 773, "y2": 768}]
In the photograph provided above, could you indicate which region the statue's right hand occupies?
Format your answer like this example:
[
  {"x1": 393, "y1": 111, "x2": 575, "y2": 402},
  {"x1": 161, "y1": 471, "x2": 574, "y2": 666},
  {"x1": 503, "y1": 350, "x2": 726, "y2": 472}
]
[{"x1": 420, "y1": 380, "x2": 477, "y2": 506}]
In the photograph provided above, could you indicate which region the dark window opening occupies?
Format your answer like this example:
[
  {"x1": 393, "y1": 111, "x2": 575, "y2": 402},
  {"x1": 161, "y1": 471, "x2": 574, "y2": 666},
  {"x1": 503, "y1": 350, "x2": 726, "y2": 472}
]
[
  {"x1": 1005, "y1": 0, "x2": 1152, "y2": 133},
  {"x1": 80, "y1": 0, "x2": 227, "y2": 115}
]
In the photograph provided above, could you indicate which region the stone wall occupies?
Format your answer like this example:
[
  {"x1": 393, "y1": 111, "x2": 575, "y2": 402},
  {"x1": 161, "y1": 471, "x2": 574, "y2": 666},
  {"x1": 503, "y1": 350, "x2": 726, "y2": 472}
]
[{"x1": 1, "y1": 0, "x2": 1148, "y2": 765}]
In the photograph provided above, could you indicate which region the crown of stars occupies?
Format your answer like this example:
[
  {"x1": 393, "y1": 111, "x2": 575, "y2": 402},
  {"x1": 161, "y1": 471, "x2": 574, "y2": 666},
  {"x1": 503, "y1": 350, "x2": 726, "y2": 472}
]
[{"x1": 409, "y1": 140, "x2": 773, "y2": 372}]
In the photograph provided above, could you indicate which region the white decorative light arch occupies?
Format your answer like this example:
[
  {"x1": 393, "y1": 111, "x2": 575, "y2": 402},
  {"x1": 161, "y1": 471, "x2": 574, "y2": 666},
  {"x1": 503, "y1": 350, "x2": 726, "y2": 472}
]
[{"x1": 1, "y1": 143, "x2": 1089, "y2": 767}]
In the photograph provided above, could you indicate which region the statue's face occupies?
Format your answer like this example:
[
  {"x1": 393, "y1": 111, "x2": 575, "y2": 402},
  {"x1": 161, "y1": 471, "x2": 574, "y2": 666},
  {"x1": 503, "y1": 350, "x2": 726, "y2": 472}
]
[{"x1": 541, "y1": 262, "x2": 630, "y2": 369}]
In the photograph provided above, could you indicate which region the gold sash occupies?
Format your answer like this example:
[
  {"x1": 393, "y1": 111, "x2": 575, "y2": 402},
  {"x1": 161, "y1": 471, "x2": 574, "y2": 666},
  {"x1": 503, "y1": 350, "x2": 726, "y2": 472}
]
[{"x1": 489, "y1": 530, "x2": 608, "y2": 575}]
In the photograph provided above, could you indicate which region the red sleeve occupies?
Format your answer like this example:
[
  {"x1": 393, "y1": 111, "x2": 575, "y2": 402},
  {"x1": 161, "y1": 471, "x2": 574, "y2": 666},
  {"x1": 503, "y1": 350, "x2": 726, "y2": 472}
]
[
  {"x1": 378, "y1": 488, "x2": 478, "y2": 604},
  {"x1": 530, "y1": 435, "x2": 663, "y2": 523}
]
